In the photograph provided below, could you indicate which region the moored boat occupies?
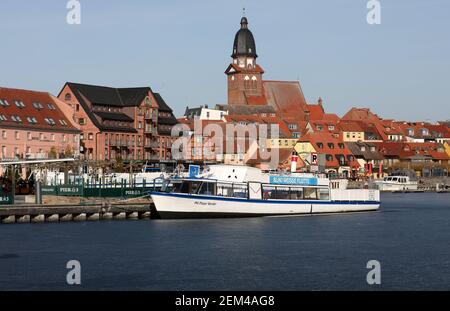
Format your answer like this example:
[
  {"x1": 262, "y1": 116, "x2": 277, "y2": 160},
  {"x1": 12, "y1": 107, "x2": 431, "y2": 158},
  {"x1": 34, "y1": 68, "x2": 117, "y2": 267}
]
[{"x1": 149, "y1": 165, "x2": 380, "y2": 219}]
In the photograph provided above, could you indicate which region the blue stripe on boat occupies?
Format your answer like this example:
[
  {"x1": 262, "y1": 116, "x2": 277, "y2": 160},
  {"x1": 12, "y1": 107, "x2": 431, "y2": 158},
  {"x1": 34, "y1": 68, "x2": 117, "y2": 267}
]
[{"x1": 149, "y1": 191, "x2": 380, "y2": 205}]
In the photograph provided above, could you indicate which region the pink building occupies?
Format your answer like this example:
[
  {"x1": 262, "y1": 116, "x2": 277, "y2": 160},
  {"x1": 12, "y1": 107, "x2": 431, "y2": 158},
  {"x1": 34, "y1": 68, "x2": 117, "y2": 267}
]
[{"x1": 0, "y1": 87, "x2": 80, "y2": 161}]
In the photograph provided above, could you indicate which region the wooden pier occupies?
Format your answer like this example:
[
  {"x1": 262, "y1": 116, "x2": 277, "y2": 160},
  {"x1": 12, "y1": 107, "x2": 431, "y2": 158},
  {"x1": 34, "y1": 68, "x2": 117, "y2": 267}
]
[{"x1": 0, "y1": 201, "x2": 154, "y2": 224}]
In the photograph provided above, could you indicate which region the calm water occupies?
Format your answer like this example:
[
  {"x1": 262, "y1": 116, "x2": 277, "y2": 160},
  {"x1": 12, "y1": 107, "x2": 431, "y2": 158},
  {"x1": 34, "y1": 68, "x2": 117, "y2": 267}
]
[{"x1": 0, "y1": 193, "x2": 449, "y2": 290}]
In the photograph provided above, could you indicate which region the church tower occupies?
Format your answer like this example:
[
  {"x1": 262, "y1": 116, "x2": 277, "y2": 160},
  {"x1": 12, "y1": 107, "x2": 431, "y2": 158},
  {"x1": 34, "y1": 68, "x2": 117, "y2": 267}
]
[{"x1": 225, "y1": 16, "x2": 265, "y2": 106}]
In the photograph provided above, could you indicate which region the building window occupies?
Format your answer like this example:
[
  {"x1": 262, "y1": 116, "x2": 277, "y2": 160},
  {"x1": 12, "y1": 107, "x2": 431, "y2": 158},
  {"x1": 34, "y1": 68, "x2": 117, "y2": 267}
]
[
  {"x1": 79, "y1": 118, "x2": 86, "y2": 125},
  {"x1": 39, "y1": 133, "x2": 44, "y2": 141},
  {"x1": 76, "y1": 104, "x2": 80, "y2": 112},
  {"x1": 65, "y1": 93, "x2": 72, "y2": 101},
  {"x1": 288, "y1": 124, "x2": 297, "y2": 130},
  {"x1": 2, "y1": 131, "x2": 6, "y2": 139},
  {"x1": 14, "y1": 100, "x2": 26, "y2": 108},
  {"x1": 51, "y1": 134, "x2": 55, "y2": 141},
  {"x1": 15, "y1": 131, "x2": 19, "y2": 140},
  {"x1": 27, "y1": 132, "x2": 32, "y2": 140},
  {"x1": 316, "y1": 125, "x2": 323, "y2": 131},
  {"x1": 32, "y1": 102, "x2": 44, "y2": 110},
  {"x1": 88, "y1": 133, "x2": 94, "y2": 140}
]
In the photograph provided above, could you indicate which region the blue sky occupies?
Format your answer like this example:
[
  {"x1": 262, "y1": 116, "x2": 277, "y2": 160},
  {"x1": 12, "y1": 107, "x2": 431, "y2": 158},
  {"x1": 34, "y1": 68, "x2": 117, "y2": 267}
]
[{"x1": 0, "y1": 0, "x2": 449, "y2": 121}]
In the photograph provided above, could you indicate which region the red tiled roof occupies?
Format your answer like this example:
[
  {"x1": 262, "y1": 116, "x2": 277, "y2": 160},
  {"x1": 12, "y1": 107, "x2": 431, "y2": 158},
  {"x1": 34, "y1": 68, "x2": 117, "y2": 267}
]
[
  {"x1": 306, "y1": 104, "x2": 324, "y2": 120},
  {"x1": 338, "y1": 121, "x2": 365, "y2": 132},
  {"x1": 246, "y1": 95, "x2": 267, "y2": 105},
  {"x1": 262, "y1": 80, "x2": 308, "y2": 120},
  {"x1": 0, "y1": 87, "x2": 79, "y2": 133},
  {"x1": 375, "y1": 141, "x2": 450, "y2": 160}
]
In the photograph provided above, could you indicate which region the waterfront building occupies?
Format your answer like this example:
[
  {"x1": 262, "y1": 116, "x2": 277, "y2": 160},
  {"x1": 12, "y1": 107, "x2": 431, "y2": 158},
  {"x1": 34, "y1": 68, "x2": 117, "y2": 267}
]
[
  {"x1": 183, "y1": 105, "x2": 228, "y2": 121},
  {"x1": 294, "y1": 132, "x2": 360, "y2": 176},
  {"x1": 0, "y1": 87, "x2": 80, "y2": 161},
  {"x1": 57, "y1": 83, "x2": 177, "y2": 162}
]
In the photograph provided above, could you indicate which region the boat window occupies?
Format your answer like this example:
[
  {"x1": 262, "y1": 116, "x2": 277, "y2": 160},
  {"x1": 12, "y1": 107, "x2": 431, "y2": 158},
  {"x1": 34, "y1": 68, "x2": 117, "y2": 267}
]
[
  {"x1": 392, "y1": 177, "x2": 398, "y2": 182},
  {"x1": 318, "y1": 188, "x2": 330, "y2": 200},
  {"x1": 172, "y1": 181, "x2": 202, "y2": 194},
  {"x1": 289, "y1": 188, "x2": 304, "y2": 200},
  {"x1": 198, "y1": 182, "x2": 216, "y2": 196},
  {"x1": 304, "y1": 188, "x2": 318, "y2": 200},
  {"x1": 217, "y1": 184, "x2": 233, "y2": 197},
  {"x1": 216, "y1": 183, "x2": 247, "y2": 198},
  {"x1": 274, "y1": 187, "x2": 290, "y2": 200},
  {"x1": 262, "y1": 186, "x2": 276, "y2": 200}
]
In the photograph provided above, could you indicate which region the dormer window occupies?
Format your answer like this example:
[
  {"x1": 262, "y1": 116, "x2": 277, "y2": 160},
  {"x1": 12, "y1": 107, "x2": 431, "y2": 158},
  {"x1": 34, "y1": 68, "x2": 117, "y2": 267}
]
[
  {"x1": 45, "y1": 118, "x2": 56, "y2": 126},
  {"x1": 33, "y1": 102, "x2": 44, "y2": 110},
  {"x1": 11, "y1": 115, "x2": 22, "y2": 123},
  {"x1": 317, "y1": 142, "x2": 324, "y2": 149},
  {"x1": 0, "y1": 99, "x2": 9, "y2": 106},
  {"x1": 0, "y1": 115, "x2": 7, "y2": 121},
  {"x1": 47, "y1": 103, "x2": 56, "y2": 110},
  {"x1": 328, "y1": 143, "x2": 335, "y2": 149},
  {"x1": 14, "y1": 100, "x2": 26, "y2": 108},
  {"x1": 27, "y1": 116, "x2": 38, "y2": 124}
]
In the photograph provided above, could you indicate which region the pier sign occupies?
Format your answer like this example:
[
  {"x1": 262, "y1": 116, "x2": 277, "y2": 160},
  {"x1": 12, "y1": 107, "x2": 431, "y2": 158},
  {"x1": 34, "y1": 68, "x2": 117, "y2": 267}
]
[{"x1": 269, "y1": 176, "x2": 318, "y2": 186}]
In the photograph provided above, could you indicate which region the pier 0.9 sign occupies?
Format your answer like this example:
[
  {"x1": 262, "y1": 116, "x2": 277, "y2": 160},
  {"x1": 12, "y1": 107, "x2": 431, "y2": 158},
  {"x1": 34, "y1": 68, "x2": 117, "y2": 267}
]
[{"x1": 269, "y1": 176, "x2": 318, "y2": 186}]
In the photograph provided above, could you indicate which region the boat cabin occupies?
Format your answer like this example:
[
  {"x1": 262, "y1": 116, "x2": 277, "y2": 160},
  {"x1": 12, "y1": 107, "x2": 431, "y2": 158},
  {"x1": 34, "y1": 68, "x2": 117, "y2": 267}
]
[{"x1": 163, "y1": 179, "x2": 331, "y2": 201}]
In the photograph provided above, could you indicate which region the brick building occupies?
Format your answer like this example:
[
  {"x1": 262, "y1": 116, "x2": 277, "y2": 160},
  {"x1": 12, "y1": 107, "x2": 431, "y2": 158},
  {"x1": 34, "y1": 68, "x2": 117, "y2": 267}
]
[{"x1": 57, "y1": 82, "x2": 176, "y2": 161}]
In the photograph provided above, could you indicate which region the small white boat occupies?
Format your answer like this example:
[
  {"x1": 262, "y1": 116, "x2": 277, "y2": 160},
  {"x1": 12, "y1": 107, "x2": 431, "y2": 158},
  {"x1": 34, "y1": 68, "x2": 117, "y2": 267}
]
[
  {"x1": 149, "y1": 165, "x2": 380, "y2": 219},
  {"x1": 375, "y1": 175, "x2": 418, "y2": 192}
]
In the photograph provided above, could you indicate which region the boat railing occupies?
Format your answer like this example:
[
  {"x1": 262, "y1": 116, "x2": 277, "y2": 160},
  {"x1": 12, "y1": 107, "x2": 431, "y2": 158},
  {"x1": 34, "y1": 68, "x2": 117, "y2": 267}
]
[{"x1": 330, "y1": 189, "x2": 380, "y2": 202}]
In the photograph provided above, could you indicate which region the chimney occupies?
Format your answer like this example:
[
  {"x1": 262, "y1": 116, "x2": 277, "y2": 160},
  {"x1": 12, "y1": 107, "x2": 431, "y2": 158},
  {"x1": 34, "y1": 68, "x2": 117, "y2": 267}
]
[{"x1": 318, "y1": 97, "x2": 323, "y2": 106}]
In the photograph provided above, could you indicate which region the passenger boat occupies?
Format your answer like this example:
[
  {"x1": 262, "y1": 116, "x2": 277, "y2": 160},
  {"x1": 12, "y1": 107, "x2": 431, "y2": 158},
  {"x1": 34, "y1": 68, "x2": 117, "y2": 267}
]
[
  {"x1": 374, "y1": 174, "x2": 418, "y2": 192},
  {"x1": 149, "y1": 165, "x2": 380, "y2": 219}
]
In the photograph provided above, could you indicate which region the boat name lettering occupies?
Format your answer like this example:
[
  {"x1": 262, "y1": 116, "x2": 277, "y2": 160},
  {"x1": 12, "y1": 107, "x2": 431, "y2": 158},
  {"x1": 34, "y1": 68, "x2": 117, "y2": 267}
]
[
  {"x1": 194, "y1": 201, "x2": 216, "y2": 206},
  {"x1": 269, "y1": 176, "x2": 318, "y2": 186}
]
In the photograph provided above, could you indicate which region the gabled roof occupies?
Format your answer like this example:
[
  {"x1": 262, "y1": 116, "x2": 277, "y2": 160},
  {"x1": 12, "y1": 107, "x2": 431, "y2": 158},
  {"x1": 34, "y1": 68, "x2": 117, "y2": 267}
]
[
  {"x1": 153, "y1": 93, "x2": 172, "y2": 112},
  {"x1": 306, "y1": 104, "x2": 324, "y2": 120},
  {"x1": 0, "y1": 87, "x2": 79, "y2": 133},
  {"x1": 263, "y1": 80, "x2": 308, "y2": 120}
]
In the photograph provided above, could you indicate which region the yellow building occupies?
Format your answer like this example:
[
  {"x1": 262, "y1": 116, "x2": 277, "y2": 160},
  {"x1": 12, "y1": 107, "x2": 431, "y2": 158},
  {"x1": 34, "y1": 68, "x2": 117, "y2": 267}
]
[
  {"x1": 267, "y1": 138, "x2": 298, "y2": 149},
  {"x1": 339, "y1": 122, "x2": 365, "y2": 142},
  {"x1": 444, "y1": 141, "x2": 450, "y2": 157}
]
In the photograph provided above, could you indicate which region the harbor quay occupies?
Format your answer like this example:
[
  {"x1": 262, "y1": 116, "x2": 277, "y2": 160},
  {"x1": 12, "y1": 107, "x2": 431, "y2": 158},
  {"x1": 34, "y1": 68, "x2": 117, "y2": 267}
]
[{"x1": 0, "y1": 200, "x2": 153, "y2": 224}]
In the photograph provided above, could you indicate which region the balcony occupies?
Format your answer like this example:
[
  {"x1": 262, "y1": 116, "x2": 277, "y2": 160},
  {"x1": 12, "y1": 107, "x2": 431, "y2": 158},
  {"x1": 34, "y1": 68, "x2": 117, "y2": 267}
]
[
  {"x1": 145, "y1": 141, "x2": 159, "y2": 148},
  {"x1": 144, "y1": 127, "x2": 158, "y2": 135}
]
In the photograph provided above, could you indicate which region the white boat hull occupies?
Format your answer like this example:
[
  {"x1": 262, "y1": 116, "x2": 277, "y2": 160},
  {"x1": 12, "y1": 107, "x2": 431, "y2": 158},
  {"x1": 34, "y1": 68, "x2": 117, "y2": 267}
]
[
  {"x1": 376, "y1": 183, "x2": 418, "y2": 192},
  {"x1": 150, "y1": 192, "x2": 380, "y2": 219}
]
